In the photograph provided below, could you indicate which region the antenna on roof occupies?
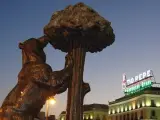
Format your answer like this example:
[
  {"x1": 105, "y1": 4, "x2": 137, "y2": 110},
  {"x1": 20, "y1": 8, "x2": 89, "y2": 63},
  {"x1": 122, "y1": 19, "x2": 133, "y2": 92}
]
[
  {"x1": 122, "y1": 73, "x2": 127, "y2": 91},
  {"x1": 151, "y1": 70, "x2": 156, "y2": 84}
]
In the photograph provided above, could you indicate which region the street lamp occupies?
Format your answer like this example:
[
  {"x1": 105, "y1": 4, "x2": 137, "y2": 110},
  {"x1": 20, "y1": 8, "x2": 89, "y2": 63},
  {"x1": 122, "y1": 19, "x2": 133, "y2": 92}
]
[{"x1": 46, "y1": 97, "x2": 56, "y2": 120}]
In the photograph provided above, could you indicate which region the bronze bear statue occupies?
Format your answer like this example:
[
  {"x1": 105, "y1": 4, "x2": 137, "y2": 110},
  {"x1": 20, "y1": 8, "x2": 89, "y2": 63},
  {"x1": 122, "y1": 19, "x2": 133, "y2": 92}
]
[{"x1": 1, "y1": 38, "x2": 73, "y2": 119}]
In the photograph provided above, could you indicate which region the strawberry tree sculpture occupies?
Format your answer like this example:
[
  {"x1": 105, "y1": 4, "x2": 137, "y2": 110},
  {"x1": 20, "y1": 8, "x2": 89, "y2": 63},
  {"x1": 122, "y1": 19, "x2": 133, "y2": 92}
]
[{"x1": 44, "y1": 2, "x2": 115, "y2": 120}]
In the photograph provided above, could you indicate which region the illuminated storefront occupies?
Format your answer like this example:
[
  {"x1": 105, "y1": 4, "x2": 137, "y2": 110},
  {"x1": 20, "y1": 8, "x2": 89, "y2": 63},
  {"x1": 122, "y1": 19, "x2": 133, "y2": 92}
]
[
  {"x1": 108, "y1": 70, "x2": 160, "y2": 120},
  {"x1": 58, "y1": 104, "x2": 108, "y2": 120}
]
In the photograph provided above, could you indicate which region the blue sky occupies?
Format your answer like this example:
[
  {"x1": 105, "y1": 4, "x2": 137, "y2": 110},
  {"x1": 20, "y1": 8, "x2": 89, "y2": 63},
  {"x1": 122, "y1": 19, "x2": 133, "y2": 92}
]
[{"x1": 0, "y1": 0, "x2": 160, "y2": 117}]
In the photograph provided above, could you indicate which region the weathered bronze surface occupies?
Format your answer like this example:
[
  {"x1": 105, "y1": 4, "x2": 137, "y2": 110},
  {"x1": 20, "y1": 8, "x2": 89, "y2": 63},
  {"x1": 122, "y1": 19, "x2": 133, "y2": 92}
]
[
  {"x1": 0, "y1": 37, "x2": 73, "y2": 119},
  {"x1": 1, "y1": 2, "x2": 115, "y2": 120},
  {"x1": 44, "y1": 2, "x2": 115, "y2": 120}
]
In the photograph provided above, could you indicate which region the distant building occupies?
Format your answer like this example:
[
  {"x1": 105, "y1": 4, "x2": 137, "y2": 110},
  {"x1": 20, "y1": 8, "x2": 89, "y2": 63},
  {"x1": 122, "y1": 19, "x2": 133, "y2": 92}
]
[
  {"x1": 38, "y1": 111, "x2": 45, "y2": 120},
  {"x1": 58, "y1": 103, "x2": 108, "y2": 120},
  {"x1": 48, "y1": 115, "x2": 56, "y2": 120},
  {"x1": 108, "y1": 70, "x2": 160, "y2": 120},
  {"x1": 108, "y1": 87, "x2": 160, "y2": 120}
]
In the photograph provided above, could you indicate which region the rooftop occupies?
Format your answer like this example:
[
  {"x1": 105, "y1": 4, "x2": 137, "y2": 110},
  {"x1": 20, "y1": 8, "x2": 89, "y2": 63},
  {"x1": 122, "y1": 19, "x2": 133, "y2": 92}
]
[
  {"x1": 109, "y1": 87, "x2": 160, "y2": 105},
  {"x1": 60, "y1": 103, "x2": 108, "y2": 115}
]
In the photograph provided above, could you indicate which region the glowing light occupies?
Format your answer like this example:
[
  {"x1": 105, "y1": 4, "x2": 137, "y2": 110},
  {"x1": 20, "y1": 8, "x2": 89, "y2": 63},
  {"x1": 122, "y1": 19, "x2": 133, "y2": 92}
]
[
  {"x1": 132, "y1": 103, "x2": 135, "y2": 109},
  {"x1": 90, "y1": 115, "x2": 93, "y2": 119},
  {"x1": 48, "y1": 97, "x2": 56, "y2": 105},
  {"x1": 21, "y1": 91, "x2": 24, "y2": 95},
  {"x1": 137, "y1": 103, "x2": 140, "y2": 108},
  {"x1": 142, "y1": 101, "x2": 145, "y2": 107},
  {"x1": 117, "y1": 107, "x2": 120, "y2": 113},
  {"x1": 121, "y1": 106, "x2": 124, "y2": 112},
  {"x1": 146, "y1": 100, "x2": 151, "y2": 106},
  {"x1": 129, "y1": 105, "x2": 132, "y2": 110},
  {"x1": 112, "y1": 109, "x2": 115, "y2": 114},
  {"x1": 125, "y1": 106, "x2": 127, "y2": 111},
  {"x1": 108, "y1": 110, "x2": 111, "y2": 114},
  {"x1": 61, "y1": 117, "x2": 64, "y2": 120},
  {"x1": 156, "y1": 102, "x2": 160, "y2": 107},
  {"x1": 86, "y1": 116, "x2": 88, "y2": 119}
]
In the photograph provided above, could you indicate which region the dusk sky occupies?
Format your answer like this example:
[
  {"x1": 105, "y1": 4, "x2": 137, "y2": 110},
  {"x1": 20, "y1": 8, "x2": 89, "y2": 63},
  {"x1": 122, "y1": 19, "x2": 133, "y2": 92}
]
[{"x1": 0, "y1": 0, "x2": 160, "y2": 117}]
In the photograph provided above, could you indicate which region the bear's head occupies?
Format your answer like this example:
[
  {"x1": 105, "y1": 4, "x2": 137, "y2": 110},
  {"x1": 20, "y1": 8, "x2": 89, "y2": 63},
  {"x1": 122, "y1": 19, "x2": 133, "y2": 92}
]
[{"x1": 19, "y1": 38, "x2": 47, "y2": 65}]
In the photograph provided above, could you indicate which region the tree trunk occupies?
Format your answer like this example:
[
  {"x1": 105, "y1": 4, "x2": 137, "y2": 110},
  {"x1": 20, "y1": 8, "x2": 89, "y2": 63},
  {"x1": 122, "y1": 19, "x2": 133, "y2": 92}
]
[{"x1": 66, "y1": 40, "x2": 86, "y2": 120}]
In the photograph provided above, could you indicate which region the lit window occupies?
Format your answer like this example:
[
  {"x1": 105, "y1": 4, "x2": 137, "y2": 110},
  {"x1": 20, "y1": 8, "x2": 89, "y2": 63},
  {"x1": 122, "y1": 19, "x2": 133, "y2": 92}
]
[
  {"x1": 137, "y1": 103, "x2": 140, "y2": 108},
  {"x1": 146, "y1": 100, "x2": 151, "y2": 106},
  {"x1": 90, "y1": 115, "x2": 93, "y2": 119},
  {"x1": 125, "y1": 106, "x2": 127, "y2": 111},
  {"x1": 117, "y1": 107, "x2": 120, "y2": 113},
  {"x1": 132, "y1": 102, "x2": 135, "y2": 109},
  {"x1": 108, "y1": 110, "x2": 111, "y2": 114},
  {"x1": 156, "y1": 102, "x2": 160, "y2": 107},
  {"x1": 112, "y1": 109, "x2": 115, "y2": 114},
  {"x1": 121, "y1": 106, "x2": 124, "y2": 112},
  {"x1": 142, "y1": 101, "x2": 145, "y2": 107},
  {"x1": 86, "y1": 115, "x2": 88, "y2": 119},
  {"x1": 129, "y1": 105, "x2": 131, "y2": 110}
]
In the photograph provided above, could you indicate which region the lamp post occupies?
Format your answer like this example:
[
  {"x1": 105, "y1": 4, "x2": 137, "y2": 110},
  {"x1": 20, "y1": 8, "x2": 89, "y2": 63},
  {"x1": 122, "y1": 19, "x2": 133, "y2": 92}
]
[{"x1": 46, "y1": 97, "x2": 56, "y2": 120}]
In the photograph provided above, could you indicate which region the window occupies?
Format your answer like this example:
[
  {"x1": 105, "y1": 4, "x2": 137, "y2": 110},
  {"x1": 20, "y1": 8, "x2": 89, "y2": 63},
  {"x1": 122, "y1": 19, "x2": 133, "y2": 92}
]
[
  {"x1": 120, "y1": 115, "x2": 122, "y2": 120},
  {"x1": 150, "y1": 110, "x2": 157, "y2": 119},
  {"x1": 95, "y1": 115, "x2": 100, "y2": 120},
  {"x1": 110, "y1": 116, "x2": 112, "y2": 120},
  {"x1": 116, "y1": 116, "x2": 118, "y2": 120},
  {"x1": 102, "y1": 115, "x2": 107, "y2": 120},
  {"x1": 151, "y1": 100, "x2": 156, "y2": 107},
  {"x1": 131, "y1": 113, "x2": 134, "y2": 120},
  {"x1": 126, "y1": 114, "x2": 129, "y2": 120},
  {"x1": 135, "y1": 112, "x2": 138, "y2": 120},
  {"x1": 95, "y1": 118, "x2": 100, "y2": 120},
  {"x1": 123, "y1": 114, "x2": 126, "y2": 120},
  {"x1": 135, "y1": 103, "x2": 138, "y2": 109},
  {"x1": 140, "y1": 110, "x2": 143, "y2": 120},
  {"x1": 88, "y1": 115, "x2": 91, "y2": 120},
  {"x1": 110, "y1": 109, "x2": 112, "y2": 114},
  {"x1": 140, "y1": 101, "x2": 142, "y2": 107},
  {"x1": 151, "y1": 110, "x2": 155, "y2": 116},
  {"x1": 61, "y1": 117, "x2": 65, "y2": 120}
]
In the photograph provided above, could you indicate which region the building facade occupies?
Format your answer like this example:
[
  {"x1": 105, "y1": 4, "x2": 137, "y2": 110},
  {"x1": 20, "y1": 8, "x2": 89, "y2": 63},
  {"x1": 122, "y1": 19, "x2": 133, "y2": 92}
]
[
  {"x1": 37, "y1": 111, "x2": 45, "y2": 120},
  {"x1": 108, "y1": 87, "x2": 160, "y2": 120},
  {"x1": 58, "y1": 104, "x2": 108, "y2": 120}
]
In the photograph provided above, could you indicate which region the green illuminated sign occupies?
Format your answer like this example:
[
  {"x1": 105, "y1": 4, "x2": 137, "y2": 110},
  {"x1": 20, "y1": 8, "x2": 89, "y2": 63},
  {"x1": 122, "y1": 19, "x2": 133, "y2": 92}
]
[{"x1": 124, "y1": 80, "x2": 152, "y2": 95}]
